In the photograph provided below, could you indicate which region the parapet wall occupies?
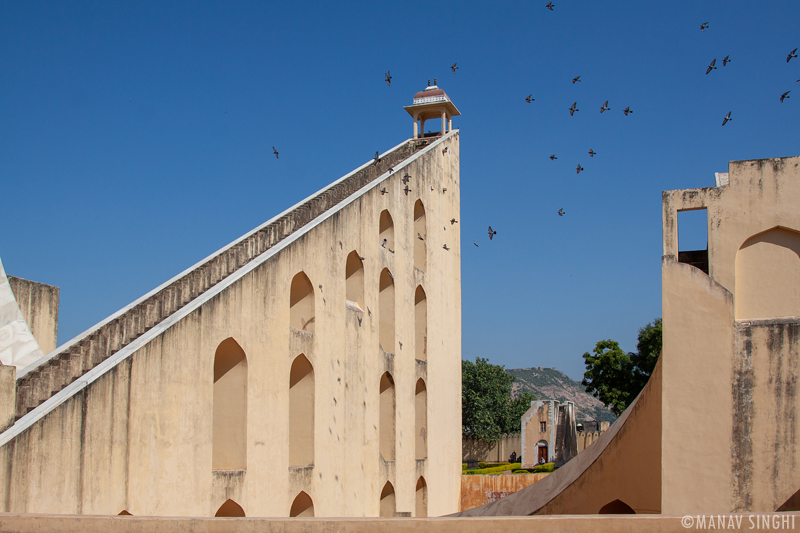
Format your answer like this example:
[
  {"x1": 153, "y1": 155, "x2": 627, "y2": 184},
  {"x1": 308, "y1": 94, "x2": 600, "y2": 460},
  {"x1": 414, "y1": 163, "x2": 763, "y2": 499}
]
[{"x1": 6, "y1": 276, "x2": 59, "y2": 354}]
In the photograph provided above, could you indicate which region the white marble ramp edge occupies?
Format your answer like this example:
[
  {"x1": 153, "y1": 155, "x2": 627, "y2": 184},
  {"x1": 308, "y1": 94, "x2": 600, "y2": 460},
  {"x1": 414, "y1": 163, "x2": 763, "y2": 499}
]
[
  {"x1": 0, "y1": 257, "x2": 45, "y2": 370},
  {"x1": 18, "y1": 136, "x2": 417, "y2": 378},
  {"x1": 0, "y1": 131, "x2": 456, "y2": 446}
]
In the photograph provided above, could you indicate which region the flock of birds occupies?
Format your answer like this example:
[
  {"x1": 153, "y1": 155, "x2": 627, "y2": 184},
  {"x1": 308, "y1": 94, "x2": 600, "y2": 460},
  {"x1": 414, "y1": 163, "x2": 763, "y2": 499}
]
[{"x1": 271, "y1": 7, "x2": 798, "y2": 253}]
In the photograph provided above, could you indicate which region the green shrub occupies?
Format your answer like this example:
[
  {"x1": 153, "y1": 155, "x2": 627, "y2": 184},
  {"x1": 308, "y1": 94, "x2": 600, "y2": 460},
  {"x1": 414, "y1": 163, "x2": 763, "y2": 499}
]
[
  {"x1": 512, "y1": 469, "x2": 532, "y2": 474},
  {"x1": 462, "y1": 462, "x2": 522, "y2": 475},
  {"x1": 478, "y1": 462, "x2": 488, "y2": 469},
  {"x1": 462, "y1": 463, "x2": 467, "y2": 469},
  {"x1": 532, "y1": 462, "x2": 556, "y2": 473}
]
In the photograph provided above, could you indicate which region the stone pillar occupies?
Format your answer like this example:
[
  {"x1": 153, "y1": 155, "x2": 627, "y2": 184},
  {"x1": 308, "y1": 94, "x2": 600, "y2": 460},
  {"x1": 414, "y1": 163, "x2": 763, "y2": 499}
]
[
  {"x1": 0, "y1": 364, "x2": 15, "y2": 432},
  {"x1": 448, "y1": 115, "x2": 452, "y2": 132},
  {"x1": 413, "y1": 116, "x2": 418, "y2": 139},
  {"x1": 441, "y1": 111, "x2": 446, "y2": 134},
  {"x1": 421, "y1": 119, "x2": 426, "y2": 135}
]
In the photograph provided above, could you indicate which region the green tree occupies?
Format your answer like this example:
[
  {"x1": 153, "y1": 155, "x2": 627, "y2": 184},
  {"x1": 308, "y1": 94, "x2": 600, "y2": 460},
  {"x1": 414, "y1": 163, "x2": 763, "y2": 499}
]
[
  {"x1": 462, "y1": 357, "x2": 535, "y2": 442},
  {"x1": 581, "y1": 318, "x2": 662, "y2": 416}
]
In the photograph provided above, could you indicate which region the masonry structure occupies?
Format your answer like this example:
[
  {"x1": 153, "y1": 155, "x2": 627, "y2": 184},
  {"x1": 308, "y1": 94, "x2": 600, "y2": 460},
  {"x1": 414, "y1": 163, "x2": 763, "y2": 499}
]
[
  {"x1": 457, "y1": 155, "x2": 800, "y2": 517},
  {"x1": 0, "y1": 84, "x2": 462, "y2": 518}
]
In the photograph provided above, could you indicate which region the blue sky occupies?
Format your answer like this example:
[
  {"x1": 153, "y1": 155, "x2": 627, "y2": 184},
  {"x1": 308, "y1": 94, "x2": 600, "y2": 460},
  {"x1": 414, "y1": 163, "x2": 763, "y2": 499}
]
[{"x1": 1, "y1": 1, "x2": 798, "y2": 380}]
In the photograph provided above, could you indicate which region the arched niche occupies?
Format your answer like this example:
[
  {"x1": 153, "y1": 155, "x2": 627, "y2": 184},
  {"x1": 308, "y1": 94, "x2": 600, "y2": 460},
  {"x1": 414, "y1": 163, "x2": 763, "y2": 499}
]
[
  {"x1": 215, "y1": 499, "x2": 246, "y2": 517},
  {"x1": 290, "y1": 272, "x2": 315, "y2": 332},
  {"x1": 213, "y1": 338, "x2": 247, "y2": 471},
  {"x1": 289, "y1": 354, "x2": 315, "y2": 467},
  {"x1": 735, "y1": 226, "x2": 800, "y2": 320},
  {"x1": 415, "y1": 378, "x2": 427, "y2": 460},
  {"x1": 415, "y1": 477, "x2": 427, "y2": 518},
  {"x1": 415, "y1": 286, "x2": 427, "y2": 362},
  {"x1": 345, "y1": 251, "x2": 365, "y2": 311},
  {"x1": 379, "y1": 210, "x2": 395, "y2": 250},
  {"x1": 118, "y1": 510, "x2": 132, "y2": 516},
  {"x1": 379, "y1": 269, "x2": 395, "y2": 352},
  {"x1": 599, "y1": 499, "x2": 635, "y2": 514},
  {"x1": 414, "y1": 200, "x2": 426, "y2": 271},
  {"x1": 290, "y1": 491, "x2": 315, "y2": 517},
  {"x1": 379, "y1": 481, "x2": 396, "y2": 517},
  {"x1": 379, "y1": 372, "x2": 396, "y2": 461}
]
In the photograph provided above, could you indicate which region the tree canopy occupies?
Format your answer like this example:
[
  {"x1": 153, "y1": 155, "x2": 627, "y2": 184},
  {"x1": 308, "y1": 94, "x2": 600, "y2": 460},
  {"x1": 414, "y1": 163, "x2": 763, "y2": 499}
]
[
  {"x1": 581, "y1": 318, "x2": 662, "y2": 416},
  {"x1": 462, "y1": 357, "x2": 535, "y2": 442}
]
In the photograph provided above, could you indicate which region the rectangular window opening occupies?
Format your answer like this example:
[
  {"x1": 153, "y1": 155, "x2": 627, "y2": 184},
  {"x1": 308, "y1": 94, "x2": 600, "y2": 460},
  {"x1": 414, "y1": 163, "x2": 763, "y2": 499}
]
[{"x1": 677, "y1": 208, "x2": 709, "y2": 274}]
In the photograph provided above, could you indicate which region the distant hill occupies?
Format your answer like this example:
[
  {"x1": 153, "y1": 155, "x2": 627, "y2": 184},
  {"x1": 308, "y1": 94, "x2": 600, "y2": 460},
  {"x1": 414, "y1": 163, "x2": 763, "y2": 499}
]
[{"x1": 507, "y1": 367, "x2": 617, "y2": 423}]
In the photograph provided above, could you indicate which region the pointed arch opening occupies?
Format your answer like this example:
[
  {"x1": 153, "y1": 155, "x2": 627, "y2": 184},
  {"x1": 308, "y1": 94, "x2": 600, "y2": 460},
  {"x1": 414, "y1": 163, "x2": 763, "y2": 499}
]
[
  {"x1": 599, "y1": 499, "x2": 635, "y2": 514},
  {"x1": 213, "y1": 338, "x2": 247, "y2": 471},
  {"x1": 379, "y1": 372, "x2": 396, "y2": 461},
  {"x1": 735, "y1": 226, "x2": 800, "y2": 320},
  {"x1": 289, "y1": 354, "x2": 315, "y2": 467},
  {"x1": 379, "y1": 210, "x2": 395, "y2": 251},
  {"x1": 379, "y1": 268, "x2": 395, "y2": 352},
  {"x1": 414, "y1": 200, "x2": 427, "y2": 271},
  {"x1": 415, "y1": 286, "x2": 427, "y2": 362},
  {"x1": 415, "y1": 378, "x2": 427, "y2": 460},
  {"x1": 415, "y1": 477, "x2": 428, "y2": 518},
  {"x1": 345, "y1": 251, "x2": 365, "y2": 311},
  {"x1": 379, "y1": 481, "x2": 396, "y2": 517},
  {"x1": 215, "y1": 499, "x2": 246, "y2": 517},
  {"x1": 290, "y1": 272, "x2": 315, "y2": 332},
  {"x1": 290, "y1": 491, "x2": 315, "y2": 517}
]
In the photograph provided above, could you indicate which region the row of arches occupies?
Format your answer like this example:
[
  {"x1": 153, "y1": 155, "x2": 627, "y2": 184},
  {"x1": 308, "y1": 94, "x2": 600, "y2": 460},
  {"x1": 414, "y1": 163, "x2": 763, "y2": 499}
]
[
  {"x1": 211, "y1": 342, "x2": 428, "y2": 471},
  {"x1": 379, "y1": 372, "x2": 427, "y2": 461},
  {"x1": 380, "y1": 201, "x2": 428, "y2": 272},
  {"x1": 379, "y1": 477, "x2": 428, "y2": 517},
  {"x1": 292, "y1": 268, "x2": 428, "y2": 360},
  {"x1": 209, "y1": 477, "x2": 427, "y2": 518}
]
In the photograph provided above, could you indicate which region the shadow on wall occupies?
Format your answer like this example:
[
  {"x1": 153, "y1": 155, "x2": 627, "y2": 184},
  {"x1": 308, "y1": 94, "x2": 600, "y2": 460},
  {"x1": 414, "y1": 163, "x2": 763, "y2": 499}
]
[{"x1": 735, "y1": 226, "x2": 800, "y2": 320}]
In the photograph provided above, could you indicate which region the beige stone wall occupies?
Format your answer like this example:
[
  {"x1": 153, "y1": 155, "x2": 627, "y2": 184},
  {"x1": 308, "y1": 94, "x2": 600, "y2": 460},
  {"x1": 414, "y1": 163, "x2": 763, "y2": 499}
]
[
  {"x1": 0, "y1": 133, "x2": 461, "y2": 518},
  {"x1": 7, "y1": 276, "x2": 59, "y2": 354},
  {"x1": 661, "y1": 156, "x2": 800, "y2": 514},
  {"x1": 1, "y1": 511, "x2": 786, "y2": 533},
  {"x1": 462, "y1": 435, "x2": 521, "y2": 464}
]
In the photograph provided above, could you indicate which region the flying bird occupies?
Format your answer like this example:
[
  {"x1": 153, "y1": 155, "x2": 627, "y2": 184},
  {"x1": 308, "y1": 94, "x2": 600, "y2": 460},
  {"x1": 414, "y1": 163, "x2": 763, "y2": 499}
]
[
  {"x1": 385, "y1": 71, "x2": 392, "y2": 86},
  {"x1": 450, "y1": 218, "x2": 458, "y2": 225},
  {"x1": 600, "y1": 101, "x2": 610, "y2": 113},
  {"x1": 722, "y1": 111, "x2": 732, "y2": 126},
  {"x1": 402, "y1": 173, "x2": 411, "y2": 184},
  {"x1": 723, "y1": 55, "x2": 731, "y2": 66},
  {"x1": 624, "y1": 106, "x2": 632, "y2": 116},
  {"x1": 526, "y1": 95, "x2": 534, "y2": 103},
  {"x1": 788, "y1": 48, "x2": 798, "y2": 63},
  {"x1": 701, "y1": 22, "x2": 708, "y2": 31},
  {"x1": 443, "y1": 244, "x2": 450, "y2": 251},
  {"x1": 380, "y1": 187, "x2": 388, "y2": 195},
  {"x1": 387, "y1": 167, "x2": 394, "y2": 174},
  {"x1": 451, "y1": 63, "x2": 458, "y2": 73},
  {"x1": 781, "y1": 91, "x2": 791, "y2": 103},
  {"x1": 589, "y1": 149, "x2": 596, "y2": 157},
  {"x1": 473, "y1": 242, "x2": 479, "y2": 247},
  {"x1": 403, "y1": 185, "x2": 411, "y2": 195},
  {"x1": 550, "y1": 154, "x2": 557, "y2": 160},
  {"x1": 569, "y1": 102, "x2": 579, "y2": 116},
  {"x1": 374, "y1": 151, "x2": 381, "y2": 163},
  {"x1": 442, "y1": 147, "x2": 449, "y2": 155},
  {"x1": 488, "y1": 226, "x2": 497, "y2": 240},
  {"x1": 572, "y1": 75, "x2": 581, "y2": 84},
  {"x1": 546, "y1": 2, "x2": 554, "y2": 10},
  {"x1": 272, "y1": 147, "x2": 279, "y2": 159},
  {"x1": 706, "y1": 58, "x2": 717, "y2": 75},
  {"x1": 558, "y1": 208, "x2": 565, "y2": 216},
  {"x1": 418, "y1": 233, "x2": 424, "y2": 241},
  {"x1": 576, "y1": 164, "x2": 584, "y2": 174}
]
